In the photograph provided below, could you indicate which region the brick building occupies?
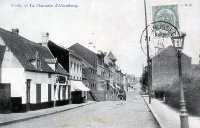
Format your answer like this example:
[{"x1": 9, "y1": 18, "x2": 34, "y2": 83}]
[{"x1": 152, "y1": 45, "x2": 192, "y2": 90}]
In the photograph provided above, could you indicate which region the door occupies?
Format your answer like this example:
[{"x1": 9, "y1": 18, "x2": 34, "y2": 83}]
[
  {"x1": 36, "y1": 84, "x2": 41, "y2": 103},
  {"x1": 26, "y1": 79, "x2": 31, "y2": 111},
  {"x1": 63, "y1": 86, "x2": 66, "y2": 100},
  {"x1": 48, "y1": 84, "x2": 51, "y2": 102},
  {"x1": 0, "y1": 83, "x2": 11, "y2": 113}
]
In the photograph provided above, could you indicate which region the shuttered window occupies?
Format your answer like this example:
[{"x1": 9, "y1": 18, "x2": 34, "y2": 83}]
[
  {"x1": 36, "y1": 84, "x2": 41, "y2": 103},
  {"x1": 48, "y1": 84, "x2": 51, "y2": 102}
]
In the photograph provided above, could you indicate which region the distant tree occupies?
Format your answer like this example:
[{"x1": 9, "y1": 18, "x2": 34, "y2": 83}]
[{"x1": 140, "y1": 66, "x2": 148, "y2": 93}]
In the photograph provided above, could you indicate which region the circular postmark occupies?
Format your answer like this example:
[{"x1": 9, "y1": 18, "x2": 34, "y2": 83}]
[{"x1": 140, "y1": 21, "x2": 181, "y2": 57}]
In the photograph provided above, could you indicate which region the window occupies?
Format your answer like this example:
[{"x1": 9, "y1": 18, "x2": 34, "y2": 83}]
[
  {"x1": 74, "y1": 63, "x2": 76, "y2": 71},
  {"x1": 31, "y1": 59, "x2": 41, "y2": 70},
  {"x1": 63, "y1": 86, "x2": 66, "y2": 100},
  {"x1": 71, "y1": 61, "x2": 73, "y2": 68},
  {"x1": 36, "y1": 60, "x2": 41, "y2": 70},
  {"x1": 48, "y1": 84, "x2": 51, "y2": 102},
  {"x1": 48, "y1": 73, "x2": 51, "y2": 78},
  {"x1": 80, "y1": 65, "x2": 82, "y2": 72},
  {"x1": 26, "y1": 79, "x2": 31, "y2": 105},
  {"x1": 77, "y1": 64, "x2": 79, "y2": 72},
  {"x1": 74, "y1": 76, "x2": 76, "y2": 80},
  {"x1": 36, "y1": 84, "x2": 41, "y2": 103},
  {"x1": 58, "y1": 85, "x2": 61, "y2": 100}
]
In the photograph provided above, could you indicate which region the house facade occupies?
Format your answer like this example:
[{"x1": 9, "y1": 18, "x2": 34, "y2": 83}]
[
  {"x1": 48, "y1": 41, "x2": 90, "y2": 103},
  {"x1": 107, "y1": 51, "x2": 118, "y2": 92},
  {"x1": 69, "y1": 43, "x2": 97, "y2": 90},
  {"x1": 68, "y1": 49, "x2": 90, "y2": 103},
  {"x1": 120, "y1": 72, "x2": 126, "y2": 91},
  {"x1": 96, "y1": 51, "x2": 106, "y2": 91},
  {"x1": 152, "y1": 45, "x2": 192, "y2": 90},
  {"x1": 0, "y1": 28, "x2": 69, "y2": 113}
]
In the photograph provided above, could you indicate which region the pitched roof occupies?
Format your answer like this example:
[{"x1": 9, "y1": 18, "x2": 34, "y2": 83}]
[
  {"x1": 68, "y1": 49, "x2": 83, "y2": 60},
  {"x1": 82, "y1": 58, "x2": 95, "y2": 70},
  {"x1": 107, "y1": 51, "x2": 117, "y2": 61},
  {"x1": 69, "y1": 43, "x2": 97, "y2": 69},
  {"x1": 152, "y1": 45, "x2": 191, "y2": 60},
  {"x1": 0, "y1": 45, "x2": 6, "y2": 68},
  {"x1": 0, "y1": 28, "x2": 68, "y2": 75},
  {"x1": 48, "y1": 40, "x2": 70, "y2": 73}
]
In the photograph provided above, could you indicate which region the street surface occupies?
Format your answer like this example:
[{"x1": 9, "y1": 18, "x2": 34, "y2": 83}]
[{"x1": 2, "y1": 84, "x2": 159, "y2": 128}]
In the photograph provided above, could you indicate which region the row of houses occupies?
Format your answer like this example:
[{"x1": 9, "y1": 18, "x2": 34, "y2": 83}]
[{"x1": 0, "y1": 28, "x2": 132, "y2": 113}]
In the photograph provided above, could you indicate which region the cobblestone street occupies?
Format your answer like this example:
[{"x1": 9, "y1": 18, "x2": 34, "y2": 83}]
[{"x1": 1, "y1": 83, "x2": 159, "y2": 128}]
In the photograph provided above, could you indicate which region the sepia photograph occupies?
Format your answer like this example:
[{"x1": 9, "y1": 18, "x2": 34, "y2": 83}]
[{"x1": 0, "y1": 0, "x2": 200, "y2": 127}]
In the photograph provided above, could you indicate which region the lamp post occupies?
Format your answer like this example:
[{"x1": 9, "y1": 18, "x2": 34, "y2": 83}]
[{"x1": 171, "y1": 33, "x2": 189, "y2": 128}]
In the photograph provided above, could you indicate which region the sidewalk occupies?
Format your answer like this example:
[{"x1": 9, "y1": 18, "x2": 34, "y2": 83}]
[
  {"x1": 142, "y1": 95, "x2": 200, "y2": 128},
  {"x1": 0, "y1": 101, "x2": 96, "y2": 126}
]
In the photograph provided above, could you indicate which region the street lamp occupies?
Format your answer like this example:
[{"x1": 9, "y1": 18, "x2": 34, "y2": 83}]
[{"x1": 171, "y1": 32, "x2": 189, "y2": 128}]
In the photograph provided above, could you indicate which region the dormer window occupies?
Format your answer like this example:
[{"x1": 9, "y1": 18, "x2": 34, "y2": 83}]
[
  {"x1": 36, "y1": 59, "x2": 41, "y2": 70},
  {"x1": 45, "y1": 58, "x2": 57, "y2": 71},
  {"x1": 30, "y1": 59, "x2": 41, "y2": 70},
  {"x1": 29, "y1": 52, "x2": 42, "y2": 70}
]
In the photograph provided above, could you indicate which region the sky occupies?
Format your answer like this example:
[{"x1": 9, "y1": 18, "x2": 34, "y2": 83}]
[{"x1": 0, "y1": 0, "x2": 200, "y2": 77}]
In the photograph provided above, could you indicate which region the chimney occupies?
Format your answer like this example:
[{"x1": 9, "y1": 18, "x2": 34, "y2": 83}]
[
  {"x1": 11, "y1": 29, "x2": 19, "y2": 35},
  {"x1": 41, "y1": 32, "x2": 49, "y2": 47}
]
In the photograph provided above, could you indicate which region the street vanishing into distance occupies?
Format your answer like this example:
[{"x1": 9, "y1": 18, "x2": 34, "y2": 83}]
[{"x1": 1, "y1": 83, "x2": 159, "y2": 128}]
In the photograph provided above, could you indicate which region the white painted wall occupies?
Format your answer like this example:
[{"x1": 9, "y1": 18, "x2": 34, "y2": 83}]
[
  {"x1": 0, "y1": 38, "x2": 69, "y2": 104},
  {"x1": 69, "y1": 55, "x2": 82, "y2": 80},
  {"x1": 26, "y1": 72, "x2": 69, "y2": 103},
  {"x1": 25, "y1": 72, "x2": 54, "y2": 103},
  {"x1": 1, "y1": 46, "x2": 26, "y2": 103}
]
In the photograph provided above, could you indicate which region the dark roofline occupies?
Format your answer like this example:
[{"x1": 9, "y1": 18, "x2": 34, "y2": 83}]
[
  {"x1": 47, "y1": 40, "x2": 70, "y2": 73},
  {"x1": 152, "y1": 45, "x2": 191, "y2": 60},
  {"x1": 25, "y1": 69, "x2": 69, "y2": 75},
  {"x1": 0, "y1": 28, "x2": 47, "y2": 49},
  {"x1": 68, "y1": 49, "x2": 83, "y2": 60},
  {"x1": 69, "y1": 43, "x2": 97, "y2": 68},
  {"x1": 71, "y1": 43, "x2": 96, "y2": 54},
  {"x1": 0, "y1": 27, "x2": 68, "y2": 75},
  {"x1": 107, "y1": 51, "x2": 117, "y2": 61}
]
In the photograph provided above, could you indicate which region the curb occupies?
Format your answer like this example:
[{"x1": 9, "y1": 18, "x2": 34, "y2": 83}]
[
  {"x1": 142, "y1": 95, "x2": 165, "y2": 128},
  {"x1": 0, "y1": 102, "x2": 97, "y2": 126}
]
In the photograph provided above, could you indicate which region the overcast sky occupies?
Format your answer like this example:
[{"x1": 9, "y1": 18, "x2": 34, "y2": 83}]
[{"x1": 0, "y1": 0, "x2": 200, "y2": 77}]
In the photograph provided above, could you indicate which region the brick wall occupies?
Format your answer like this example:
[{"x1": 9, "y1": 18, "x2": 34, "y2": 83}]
[{"x1": 152, "y1": 46, "x2": 191, "y2": 90}]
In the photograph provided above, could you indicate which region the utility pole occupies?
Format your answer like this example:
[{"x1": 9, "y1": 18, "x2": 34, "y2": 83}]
[{"x1": 144, "y1": 0, "x2": 151, "y2": 104}]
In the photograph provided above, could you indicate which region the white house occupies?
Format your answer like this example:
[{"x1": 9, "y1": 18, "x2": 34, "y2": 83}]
[
  {"x1": 47, "y1": 41, "x2": 90, "y2": 103},
  {"x1": 0, "y1": 28, "x2": 69, "y2": 112},
  {"x1": 68, "y1": 49, "x2": 90, "y2": 103}
]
